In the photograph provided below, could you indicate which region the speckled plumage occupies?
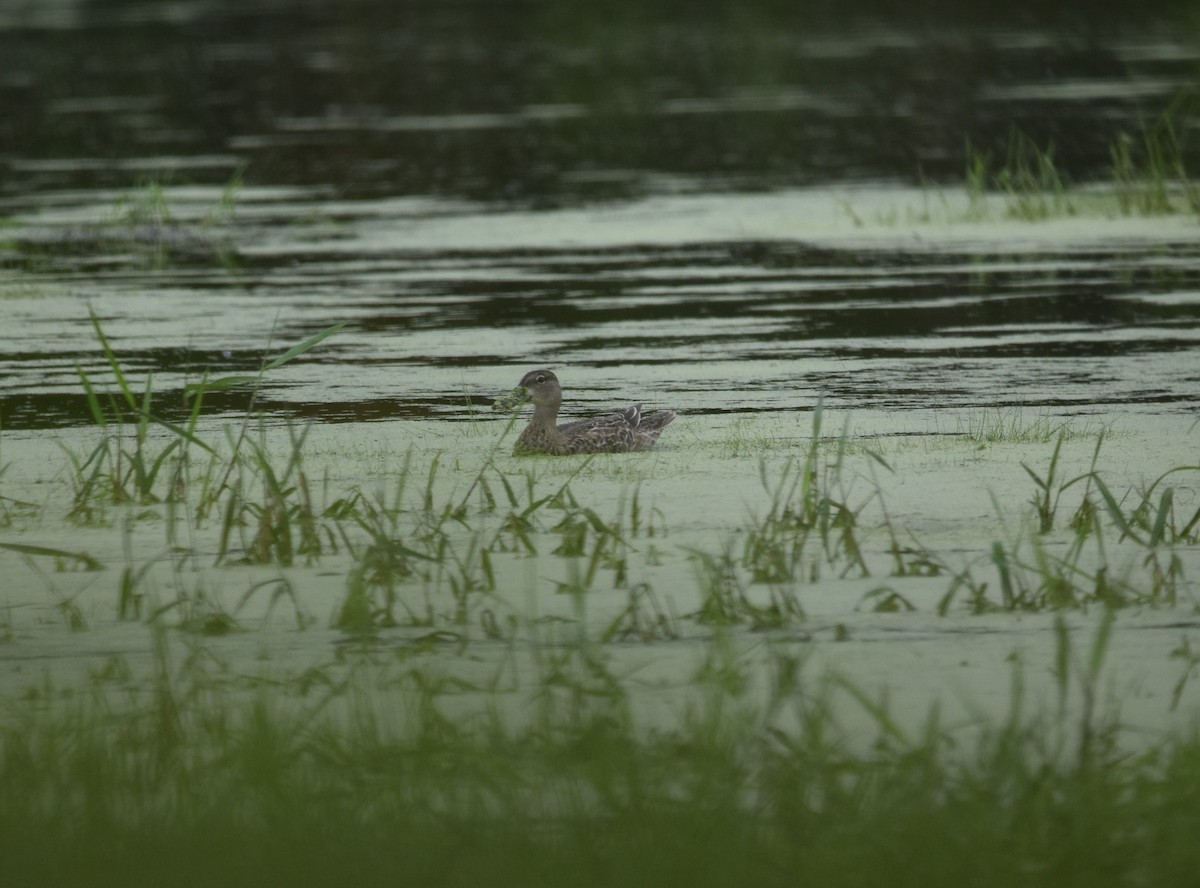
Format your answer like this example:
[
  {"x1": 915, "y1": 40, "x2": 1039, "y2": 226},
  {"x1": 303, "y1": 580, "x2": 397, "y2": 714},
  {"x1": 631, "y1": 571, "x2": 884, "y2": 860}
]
[{"x1": 511, "y1": 369, "x2": 676, "y2": 455}]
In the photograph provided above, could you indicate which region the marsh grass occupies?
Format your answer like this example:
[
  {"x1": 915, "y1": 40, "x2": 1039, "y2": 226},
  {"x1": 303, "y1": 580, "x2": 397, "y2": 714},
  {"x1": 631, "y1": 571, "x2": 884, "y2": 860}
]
[
  {"x1": 604, "y1": 581, "x2": 680, "y2": 641},
  {"x1": 1170, "y1": 636, "x2": 1200, "y2": 711},
  {"x1": 63, "y1": 308, "x2": 214, "y2": 521},
  {"x1": 690, "y1": 544, "x2": 805, "y2": 628},
  {"x1": 74, "y1": 313, "x2": 342, "y2": 524},
  {"x1": 101, "y1": 171, "x2": 246, "y2": 270},
  {"x1": 7, "y1": 550, "x2": 93, "y2": 630},
  {"x1": 958, "y1": 98, "x2": 1199, "y2": 223},
  {"x1": 960, "y1": 406, "x2": 1098, "y2": 445},
  {"x1": 2, "y1": 616, "x2": 1200, "y2": 887},
  {"x1": 936, "y1": 432, "x2": 1196, "y2": 613},
  {"x1": 57, "y1": 314, "x2": 345, "y2": 622},
  {"x1": 967, "y1": 130, "x2": 1075, "y2": 221},
  {"x1": 330, "y1": 451, "x2": 658, "y2": 633},
  {"x1": 716, "y1": 416, "x2": 795, "y2": 457},
  {"x1": 215, "y1": 421, "x2": 326, "y2": 567},
  {"x1": 1023, "y1": 429, "x2": 1074, "y2": 533},
  {"x1": 1110, "y1": 94, "x2": 1200, "y2": 216},
  {"x1": 5, "y1": 319, "x2": 1200, "y2": 884},
  {"x1": 45, "y1": 315, "x2": 1200, "y2": 635},
  {"x1": 331, "y1": 461, "x2": 443, "y2": 632},
  {"x1": 1086, "y1": 466, "x2": 1198, "y2": 605},
  {"x1": 741, "y1": 402, "x2": 885, "y2": 587},
  {"x1": 687, "y1": 405, "x2": 891, "y2": 629}
]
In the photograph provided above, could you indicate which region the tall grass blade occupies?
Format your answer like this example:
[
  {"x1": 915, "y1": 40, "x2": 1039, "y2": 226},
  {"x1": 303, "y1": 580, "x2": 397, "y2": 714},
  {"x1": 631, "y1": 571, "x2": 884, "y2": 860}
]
[
  {"x1": 1149, "y1": 487, "x2": 1173, "y2": 547},
  {"x1": 263, "y1": 322, "x2": 347, "y2": 371},
  {"x1": 75, "y1": 365, "x2": 109, "y2": 428},
  {"x1": 0, "y1": 541, "x2": 103, "y2": 571},
  {"x1": 1090, "y1": 475, "x2": 1145, "y2": 545},
  {"x1": 87, "y1": 305, "x2": 138, "y2": 410},
  {"x1": 185, "y1": 322, "x2": 346, "y2": 399}
]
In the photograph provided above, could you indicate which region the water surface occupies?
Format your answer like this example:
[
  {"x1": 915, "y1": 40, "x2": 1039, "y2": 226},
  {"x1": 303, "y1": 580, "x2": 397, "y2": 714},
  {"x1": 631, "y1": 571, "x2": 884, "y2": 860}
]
[{"x1": 1, "y1": 0, "x2": 1198, "y2": 430}]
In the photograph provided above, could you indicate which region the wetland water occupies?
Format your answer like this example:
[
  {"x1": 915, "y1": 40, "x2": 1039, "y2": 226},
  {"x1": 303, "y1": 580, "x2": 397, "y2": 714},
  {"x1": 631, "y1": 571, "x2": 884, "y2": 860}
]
[
  {"x1": 2, "y1": 1, "x2": 1200, "y2": 430},
  {"x1": 2, "y1": 0, "x2": 1200, "y2": 429},
  {"x1": 2, "y1": 0, "x2": 1200, "y2": 762}
]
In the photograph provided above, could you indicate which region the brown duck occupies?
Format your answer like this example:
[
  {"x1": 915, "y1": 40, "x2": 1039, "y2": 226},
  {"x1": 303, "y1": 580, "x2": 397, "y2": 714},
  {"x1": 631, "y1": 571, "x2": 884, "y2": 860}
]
[{"x1": 508, "y1": 369, "x2": 677, "y2": 455}]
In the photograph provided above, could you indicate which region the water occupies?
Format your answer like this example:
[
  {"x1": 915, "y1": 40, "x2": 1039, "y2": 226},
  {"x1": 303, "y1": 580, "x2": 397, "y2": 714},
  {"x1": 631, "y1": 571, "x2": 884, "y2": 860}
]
[
  {"x1": 1, "y1": 0, "x2": 1198, "y2": 431},
  {"x1": 1, "y1": 0, "x2": 1199, "y2": 768},
  {"x1": 3, "y1": 188, "x2": 1199, "y2": 431}
]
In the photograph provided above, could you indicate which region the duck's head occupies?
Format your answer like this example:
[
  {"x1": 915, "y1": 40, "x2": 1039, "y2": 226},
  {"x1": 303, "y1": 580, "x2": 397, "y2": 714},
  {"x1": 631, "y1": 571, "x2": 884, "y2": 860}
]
[
  {"x1": 517, "y1": 369, "x2": 562, "y2": 407},
  {"x1": 492, "y1": 368, "x2": 563, "y2": 413}
]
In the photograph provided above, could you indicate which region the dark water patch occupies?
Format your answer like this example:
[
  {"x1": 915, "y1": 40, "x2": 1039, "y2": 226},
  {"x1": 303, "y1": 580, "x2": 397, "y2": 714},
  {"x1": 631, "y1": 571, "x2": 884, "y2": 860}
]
[{"x1": 1, "y1": 1, "x2": 1197, "y2": 204}]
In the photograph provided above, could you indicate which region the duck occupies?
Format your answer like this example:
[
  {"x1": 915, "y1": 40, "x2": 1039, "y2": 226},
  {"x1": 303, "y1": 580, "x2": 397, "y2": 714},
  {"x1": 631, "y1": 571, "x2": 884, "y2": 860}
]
[{"x1": 503, "y1": 369, "x2": 677, "y2": 455}]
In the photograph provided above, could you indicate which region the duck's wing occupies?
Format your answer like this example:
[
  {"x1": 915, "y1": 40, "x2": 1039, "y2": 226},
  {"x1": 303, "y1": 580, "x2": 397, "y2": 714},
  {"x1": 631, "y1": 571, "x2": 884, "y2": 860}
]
[
  {"x1": 556, "y1": 406, "x2": 638, "y2": 437},
  {"x1": 637, "y1": 409, "x2": 677, "y2": 432},
  {"x1": 556, "y1": 406, "x2": 675, "y2": 453},
  {"x1": 554, "y1": 411, "x2": 636, "y2": 453}
]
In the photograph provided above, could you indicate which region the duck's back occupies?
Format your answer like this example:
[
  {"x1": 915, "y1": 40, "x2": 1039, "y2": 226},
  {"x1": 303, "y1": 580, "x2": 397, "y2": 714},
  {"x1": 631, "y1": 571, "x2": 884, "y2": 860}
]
[{"x1": 557, "y1": 407, "x2": 676, "y2": 454}]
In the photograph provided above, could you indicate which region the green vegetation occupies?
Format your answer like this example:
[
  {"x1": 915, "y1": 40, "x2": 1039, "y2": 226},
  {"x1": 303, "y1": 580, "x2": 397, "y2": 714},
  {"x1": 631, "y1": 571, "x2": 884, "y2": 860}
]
[
  {"x1": 1110, "y1": 94, "x2": 1200, "y2": 216},
  {"x1": 3, "y1": 314, "x2": 1195, "y2": 628},
  {"x1": 2, "y1": 616, "x2": 1200, "y2": 887},
  {"x1": 1, "y1": 318, "x2": 1199, "y2": 886},
  {"x1": 962, "y1": 96, "x2": 1200, "y2": 222},
  {"x1": 1, "y1": 170, "x2": 247, "y2": 277},
  {"x1": 959, "y1": 407, "x2": 1105, "y2": 446},
  {"x1": 966, "y1": 130, "x2": 1074, "y2": 221}
]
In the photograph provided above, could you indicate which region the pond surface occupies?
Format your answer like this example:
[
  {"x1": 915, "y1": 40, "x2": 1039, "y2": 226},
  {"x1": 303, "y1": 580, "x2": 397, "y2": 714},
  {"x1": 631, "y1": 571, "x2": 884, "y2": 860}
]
[
  {"x1": 2, "y1": 0, "x2": 1199, "y2": 434},
  {"x1": 2, "y1": 187, "x2": 1200, "y2": 433}
]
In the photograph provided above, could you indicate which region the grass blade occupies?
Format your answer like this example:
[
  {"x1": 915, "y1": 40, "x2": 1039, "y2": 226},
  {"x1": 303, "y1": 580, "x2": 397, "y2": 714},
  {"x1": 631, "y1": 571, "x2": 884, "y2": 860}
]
[
  {"x1": 262, "y1": 322, "x2": 347, "y2": 371},
  {"x1": 184, "y1": 375, "x2": 262, "y2": 398},
  {"x1": 1090, "y1": 474, "x2": 1146, "y2": 545},
  {"x1": 87, "y1": 305, "x2": 138, "y2": 410},
  {"x1": 0, "y1": 541, "x2": 103, "y2": 571},
  {"x1": 75, "y1": 365, "x2": 109, "y2": 428}
]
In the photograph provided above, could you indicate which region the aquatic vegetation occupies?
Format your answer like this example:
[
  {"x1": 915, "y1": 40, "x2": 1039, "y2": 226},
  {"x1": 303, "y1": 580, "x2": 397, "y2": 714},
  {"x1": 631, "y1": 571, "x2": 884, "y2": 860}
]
[
  {"x1": 32, "y1": 316, "x2": 1198, "y2": 639},
  {"x1": 0, "y1": 423, "x2": 38, "y2": 529},
  {"x1": 0, "y1": 540, "x2": 102, "y2": 573},
  {"x1": 966, "y1": 130, "x2": 1075, "y2": 221},
  {"x1": 1110, "y1": 95, "x2": 1200, "y2": 217},
  {"x1": 715, "y1": 416, "x2": 794, "y2": 458},
  {"x1": 61, "y1": 308, "x2": 211, "y2": 520},
  {"x1": 4, "y1": 9, "x2": 1200, "y2": 881},
  {"x1": 65, "y1": 311, "x2": 342, "y2": 526},
  {"x1": 212, "y1": 421, "x2": 327, "y2": 567},
  {"x1": 741, "y1": 403, "x2": 884, "y2": 586},
  {"x1": 691, "y1": 543, "x2": 806, "y2": 628},
  {"x1": 933, "y1": 432, "x2": 1197, "y2": 613},
  {"x1": 1023, "y1": 429, "x2": 1076, "y2": 534},
  {"x1": 4, "y1": 171, "x2": 249, "y2": 275},
  {"x1": 1, "y1": 314, "x2": 1198, "y2": 888},
  {"x1": 106, "y1": 169, "x2": 246, "y2": 269},
  {"x1": 1, "y1": 615, "x2": 1199, "y2": 887},
  {"x1": 959, "y1": 407, "x2": 1099, "y2": 446},
  {"x1": 1094, "y1": 464, "x2": 1200, "y2": 547},
  {"x1": 958, "y1": 97, "x2": 1200, "y2": 223},
  {"x1": 604, "y1": 580, "x2": 679, "y2": 641}
]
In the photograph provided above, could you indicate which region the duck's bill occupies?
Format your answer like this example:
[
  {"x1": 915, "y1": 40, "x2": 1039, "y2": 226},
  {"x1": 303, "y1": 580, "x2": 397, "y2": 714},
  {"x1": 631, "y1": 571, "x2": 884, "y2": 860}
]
[{"x1": 492, "y1": 386, "x2": 529, "y2": 412}]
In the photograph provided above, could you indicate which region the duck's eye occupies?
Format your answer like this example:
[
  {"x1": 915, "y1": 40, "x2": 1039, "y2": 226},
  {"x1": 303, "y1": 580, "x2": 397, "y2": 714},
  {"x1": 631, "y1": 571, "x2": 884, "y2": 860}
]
[{"x1": 536, "y1": 375, "x2": 546, "y2": 383}]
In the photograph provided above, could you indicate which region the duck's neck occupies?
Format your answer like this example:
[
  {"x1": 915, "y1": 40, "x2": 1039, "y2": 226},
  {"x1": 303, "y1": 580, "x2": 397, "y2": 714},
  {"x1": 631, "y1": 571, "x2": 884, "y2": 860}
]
[{"x1": 530, "y1": 398, "x2": 561, "y2": 429}]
